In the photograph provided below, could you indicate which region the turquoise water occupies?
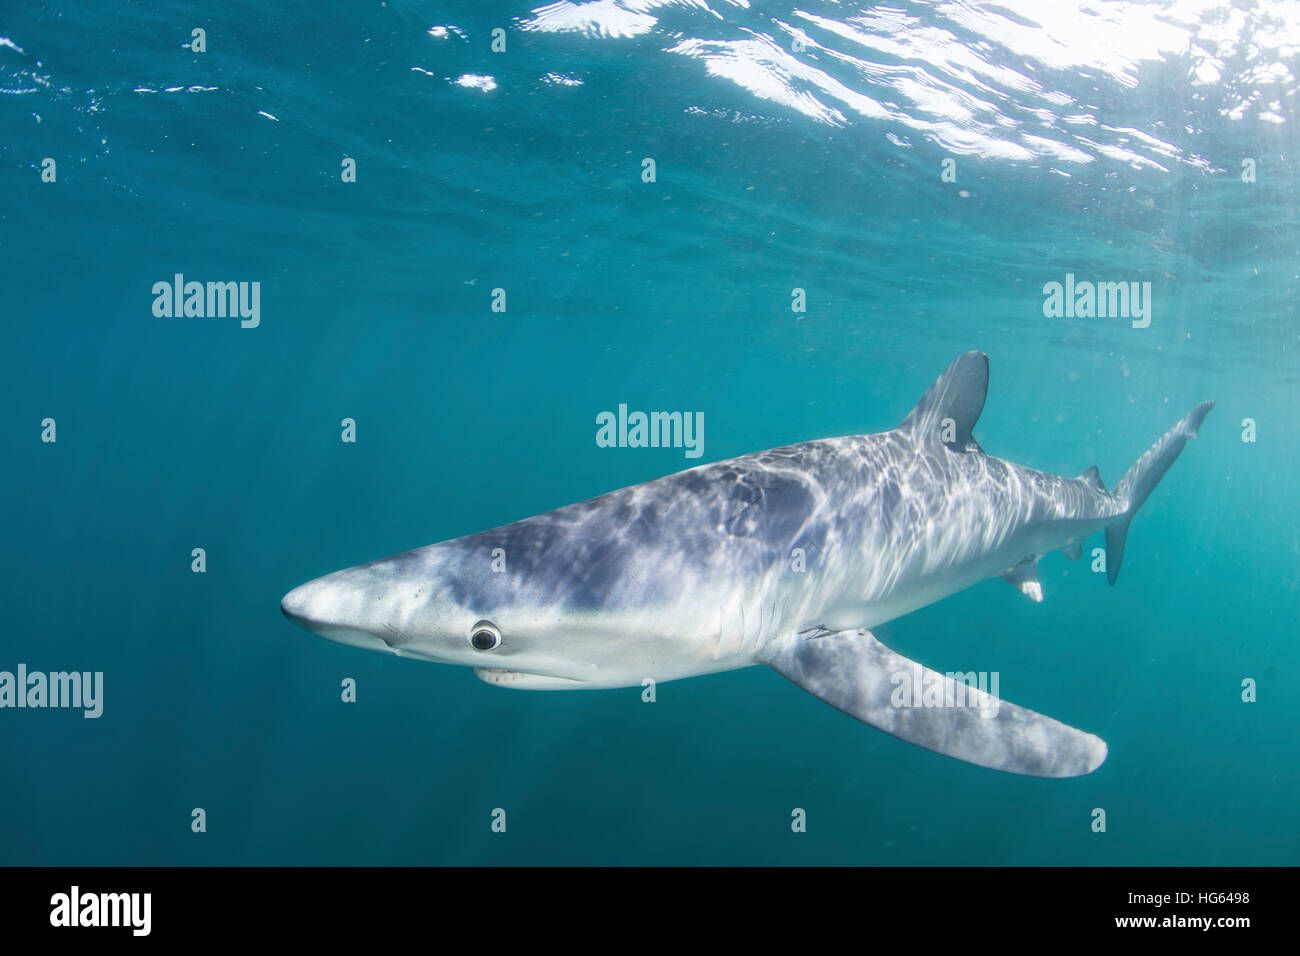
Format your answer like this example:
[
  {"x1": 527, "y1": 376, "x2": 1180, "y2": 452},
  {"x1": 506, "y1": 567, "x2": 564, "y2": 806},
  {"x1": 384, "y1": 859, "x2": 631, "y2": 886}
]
[{"x1": 2, "y1": 1, "x2": 1297, "y2": 865}]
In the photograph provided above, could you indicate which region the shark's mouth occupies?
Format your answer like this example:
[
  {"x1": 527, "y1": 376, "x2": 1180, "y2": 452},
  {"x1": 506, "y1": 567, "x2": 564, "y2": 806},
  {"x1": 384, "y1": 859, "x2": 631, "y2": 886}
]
[{"x1": 473, "y1": 668, "x2": 589, "y2": 690}]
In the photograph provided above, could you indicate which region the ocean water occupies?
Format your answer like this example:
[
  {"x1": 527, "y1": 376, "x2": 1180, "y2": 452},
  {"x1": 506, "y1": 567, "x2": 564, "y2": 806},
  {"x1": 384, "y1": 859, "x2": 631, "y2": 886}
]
[{"x1": 2, "y1": 1, "x2": 1297, "y2": 866}]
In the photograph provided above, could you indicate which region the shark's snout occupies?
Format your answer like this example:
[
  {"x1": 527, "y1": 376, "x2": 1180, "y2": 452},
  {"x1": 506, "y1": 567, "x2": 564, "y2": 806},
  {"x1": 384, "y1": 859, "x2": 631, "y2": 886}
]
[
  {"x1": 280, "y1": 584, "x2": 314, "y2": 628},
  {"x1": 280, "y1": 576, "x2": 396, "y2": 653}
]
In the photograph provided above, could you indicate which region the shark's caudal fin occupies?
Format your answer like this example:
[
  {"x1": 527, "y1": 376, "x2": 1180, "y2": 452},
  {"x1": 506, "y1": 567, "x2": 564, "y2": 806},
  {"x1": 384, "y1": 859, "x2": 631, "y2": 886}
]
[
  {"x1": 899, "y1": 351, "x2": 989, "y2": 452},
  {"x1": 764, "y1": 629, "x2": 1107, "y2": 777},
  {"x1": 1104, "y1": 401, "x2": 1215, "y2": 585}
]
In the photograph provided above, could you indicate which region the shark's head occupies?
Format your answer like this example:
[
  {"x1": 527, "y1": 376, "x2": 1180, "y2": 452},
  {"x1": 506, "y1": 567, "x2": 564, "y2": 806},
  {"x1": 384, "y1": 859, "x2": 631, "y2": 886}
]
[
  {"x1": 280, "y1": 546, "x2": 594, "y2": 684},
  {"x1": 281, "y1": 503, "x2": 714, "y2": 688}
]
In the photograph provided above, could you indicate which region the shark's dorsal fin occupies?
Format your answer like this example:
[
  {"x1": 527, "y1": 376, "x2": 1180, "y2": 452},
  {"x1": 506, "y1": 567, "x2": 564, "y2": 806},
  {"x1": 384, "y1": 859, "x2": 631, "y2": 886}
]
[
  {"x1": 1078, "y1": 465, "x2": 1105, "y2": 491},
  {"x1": 900, "y1": 351, "x2": 988, "y2": 452}
]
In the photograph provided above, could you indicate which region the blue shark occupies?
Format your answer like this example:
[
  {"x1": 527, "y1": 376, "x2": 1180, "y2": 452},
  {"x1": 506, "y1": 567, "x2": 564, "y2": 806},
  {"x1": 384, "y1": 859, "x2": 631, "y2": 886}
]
[{"x1": 282, "y1": 352, "x2": 1213, "y2": 777}]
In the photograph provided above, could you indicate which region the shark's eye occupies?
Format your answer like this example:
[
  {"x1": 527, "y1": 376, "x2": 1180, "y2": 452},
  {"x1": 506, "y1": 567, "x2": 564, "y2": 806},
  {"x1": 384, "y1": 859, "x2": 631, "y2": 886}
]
[{"x1": 469, "y1": 621, "x2": 501, "y2": 652}]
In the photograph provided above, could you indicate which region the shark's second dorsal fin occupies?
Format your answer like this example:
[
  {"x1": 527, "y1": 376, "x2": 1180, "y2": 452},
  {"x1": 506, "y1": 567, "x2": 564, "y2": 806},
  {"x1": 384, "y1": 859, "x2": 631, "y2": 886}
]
[
  {"x1": 899, "y1": 351, "x2": 989, "y2": 452},
  {"x1": 1079, "y1": 465, "x2": 1105, "y2": 491}
]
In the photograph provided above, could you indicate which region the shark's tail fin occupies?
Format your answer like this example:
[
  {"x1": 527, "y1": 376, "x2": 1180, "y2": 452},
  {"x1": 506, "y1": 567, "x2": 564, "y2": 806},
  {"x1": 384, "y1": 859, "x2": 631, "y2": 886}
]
[{"x1": 1104, "y1": 400, "x2": 1215, "y2": 585}]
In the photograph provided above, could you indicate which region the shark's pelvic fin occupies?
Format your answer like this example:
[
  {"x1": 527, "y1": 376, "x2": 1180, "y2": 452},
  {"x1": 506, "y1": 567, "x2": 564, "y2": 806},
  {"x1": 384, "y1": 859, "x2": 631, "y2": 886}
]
[
  {"x1": 899, "y1": 351, "x2": 988, "y2": 452},
  {"x1": 1105, "y1": 400, "x2": 1215, "y2": 585},
  {"x1": 763, "y1": 629, "x2": 1107, "y2": 777},
  {"x1": 998, "y1": 558, "x2": 1044, "y2": 602}
]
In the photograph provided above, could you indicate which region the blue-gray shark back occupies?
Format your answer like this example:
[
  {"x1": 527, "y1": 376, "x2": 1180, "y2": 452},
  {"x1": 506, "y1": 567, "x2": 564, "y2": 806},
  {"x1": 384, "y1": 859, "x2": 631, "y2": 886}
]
[{"x1": 282, "y1": 351, "x2": 1213, "y2": 778}]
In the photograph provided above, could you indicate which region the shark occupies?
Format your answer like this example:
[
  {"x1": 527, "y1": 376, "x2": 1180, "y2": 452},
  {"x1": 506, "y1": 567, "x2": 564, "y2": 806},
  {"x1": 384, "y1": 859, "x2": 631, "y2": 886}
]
[{"x1": 281, "y1": 352, "x2": 1213, "y2": 777}]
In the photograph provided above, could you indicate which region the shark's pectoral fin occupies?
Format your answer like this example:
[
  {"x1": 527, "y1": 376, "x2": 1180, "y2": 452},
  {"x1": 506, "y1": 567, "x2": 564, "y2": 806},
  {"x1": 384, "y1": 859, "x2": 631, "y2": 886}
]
[
  {"x1": 762, "y1": 629, "x2": 1107, "y2": 777},
  {"x1": 998, "y1": 557, "x2": 1043, "y2": 602}
]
